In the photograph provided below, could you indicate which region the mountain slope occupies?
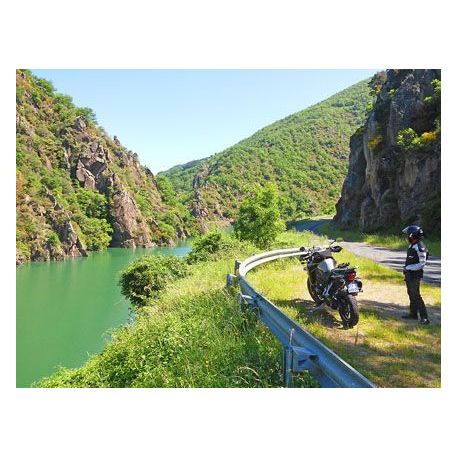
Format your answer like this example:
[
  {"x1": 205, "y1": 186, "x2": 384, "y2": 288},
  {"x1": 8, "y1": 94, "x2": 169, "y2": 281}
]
[
  {"x1": 334, "y1": 70, "x2": 441, "y2": 234},
  {"x1": 161, "y1": 79, "x2": 374, "y2": 228},
  {"x1": 16, "y1": 70, "x2": 196, "y2": 264}
]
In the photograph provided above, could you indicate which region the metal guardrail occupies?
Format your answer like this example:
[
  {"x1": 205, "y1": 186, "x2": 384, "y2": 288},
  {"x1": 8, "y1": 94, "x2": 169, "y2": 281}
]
[{"x1": 227, "y1": 247, "x2": 375, "y2": 388}]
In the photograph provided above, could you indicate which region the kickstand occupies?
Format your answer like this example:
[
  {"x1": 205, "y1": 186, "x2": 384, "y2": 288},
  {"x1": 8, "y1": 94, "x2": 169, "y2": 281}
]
[{"x1": 309, "y1": 302, "x2": 326, "y2": 314}]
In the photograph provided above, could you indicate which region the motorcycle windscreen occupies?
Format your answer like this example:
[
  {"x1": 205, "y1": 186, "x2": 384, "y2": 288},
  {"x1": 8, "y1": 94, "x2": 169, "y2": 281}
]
[{"x1": 317, "y1": 258, "x2": 335, "y2": 273}]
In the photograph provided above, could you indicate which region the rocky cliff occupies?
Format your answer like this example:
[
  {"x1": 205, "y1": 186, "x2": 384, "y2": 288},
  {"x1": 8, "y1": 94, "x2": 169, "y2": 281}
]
[
  {"x1": 16, "y1": 70, "x2": 195, "y2": 264},
  {"x1": 334, "y1": 70, "x2": 441, "y2": 234}
]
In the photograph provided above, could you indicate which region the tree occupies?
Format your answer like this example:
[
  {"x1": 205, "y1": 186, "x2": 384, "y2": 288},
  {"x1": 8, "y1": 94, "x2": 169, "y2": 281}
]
[{"x1": 234, "y1": 184, "x2": 285, "y2": 249}]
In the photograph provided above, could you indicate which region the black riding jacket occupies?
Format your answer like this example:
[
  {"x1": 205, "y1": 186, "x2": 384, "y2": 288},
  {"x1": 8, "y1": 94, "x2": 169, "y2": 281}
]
[{"x1": 405, "y1": 241, "x2": 428, "y2": 274}]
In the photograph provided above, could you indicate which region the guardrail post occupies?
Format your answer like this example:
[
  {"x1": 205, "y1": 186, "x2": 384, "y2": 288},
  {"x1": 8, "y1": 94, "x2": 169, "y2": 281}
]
[
  {"x1": 226, "y1": 273, "x2": 237, "y2": 290},
  {"x1": 234, "y1": 260, "x2": 241, "y2": 275},
  {"x1": 283, "y1": 346, "x2": 294, "y2": 388}
]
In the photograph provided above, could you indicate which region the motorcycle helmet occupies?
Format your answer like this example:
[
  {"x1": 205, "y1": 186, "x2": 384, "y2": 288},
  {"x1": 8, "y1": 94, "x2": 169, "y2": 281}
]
[{"x1": 402, "y1": 225, "x2": 424, "y2": 243}]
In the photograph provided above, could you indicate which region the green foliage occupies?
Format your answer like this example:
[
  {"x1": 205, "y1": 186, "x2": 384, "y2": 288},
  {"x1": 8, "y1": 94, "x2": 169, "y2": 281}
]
[
  {"x1": 16, "y1": 70, "x2": 196, "y2": 261},
  {"x1": 187, "y1": 231, "x2": 252, "y2": 264},
  {"x1": 75, "y1": 187, "x2": 108, "y2": 219},
  {"x1": 79, "y1": 217, "x2": 112, "y2": 251},
  {"x1": 234, "y1": 184, "x2": 286, "y2": 249},
  {"x1": 47, "y1": 231, "x2": 61, "y2": 247},
  {"x1": 396, "y1": 128, "x2": 436, "y2": 152},
  {"x1": 119, "y1": 256, "x2": 190, "y2": 307},
  {"x1": 156, "y1": 175, "x2": 177, "y2": 205},
  {"x1": 76, "y1": 107, "x2": 98, "y2": 126},
  {"x1": 369, "y1": 71, "x2": 387, "y2": 97},
  {"x1": 37, "y1": 233, "x2": 319, "y2": 388}
]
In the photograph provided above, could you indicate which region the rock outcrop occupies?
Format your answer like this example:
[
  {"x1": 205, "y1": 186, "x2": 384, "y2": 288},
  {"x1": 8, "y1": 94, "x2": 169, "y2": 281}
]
[
  {"x1": 16, "y1": 70, "x2": 194, "y2": 264},
  {"x1": 110, "y1": 181, "x2": 154, "y2": 248},
  {"x1": 334, "y1": 70, "x2": 441, "y2": 234}
]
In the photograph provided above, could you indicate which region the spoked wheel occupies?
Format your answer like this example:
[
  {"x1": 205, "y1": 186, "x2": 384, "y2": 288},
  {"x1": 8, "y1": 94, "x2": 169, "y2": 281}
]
[
  {"x1": 338, "y1": 294, "x2": 359, "y2": 328},
  {"x1": 307, "y1": 277, "x2": 321, "y2": 304}
]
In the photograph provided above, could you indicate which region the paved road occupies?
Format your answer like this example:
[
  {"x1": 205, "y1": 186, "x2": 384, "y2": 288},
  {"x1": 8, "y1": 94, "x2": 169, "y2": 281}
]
[{"x1": 291, "y1": 218, "x2": 441, "y2": 286}]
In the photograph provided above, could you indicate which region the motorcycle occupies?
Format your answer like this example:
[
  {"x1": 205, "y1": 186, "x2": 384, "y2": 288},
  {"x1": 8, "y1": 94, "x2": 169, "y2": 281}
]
[{"x1": 299, "y1": 241, "x2": 363, "y2": 328}]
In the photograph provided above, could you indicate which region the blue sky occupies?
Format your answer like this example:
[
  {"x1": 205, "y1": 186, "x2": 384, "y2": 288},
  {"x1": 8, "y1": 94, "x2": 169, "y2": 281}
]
[{"x1": 31, "y1": 69, "x2": 377, "y2": 173}]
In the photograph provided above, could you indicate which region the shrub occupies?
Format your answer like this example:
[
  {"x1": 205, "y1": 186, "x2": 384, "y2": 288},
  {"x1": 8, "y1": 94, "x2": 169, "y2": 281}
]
[
  {"x1": 75, "y1": 187, "x2": 108, "y2": 219},
  {"x1": 397, "y1": 128, "x2": 419, "y2": 151},
  {"x1": 157, "y1": 221, "x2": 176, "y2": 241},
  {"x1": 420, "y1": 131, "x2": 437, "y2": 142},
  {"x1": 234, "y1": 184, "x2": 285, "y2": 249},
  {"x1": 397, "y1": 128, "x2": 437, "y2": 152},
  {"x1": 47, "y1": 232, "x2": 61, "y2": 248},
  {"x1": 76, "y1": 107, "x2": 97, "y2": 126},
  {"x1": 79, "y1": 217, "x2": 112, "y2": 251},
  {"x1": 187, "y1": 231, "x2": 242, "y2": 264},
  {"x1": 119, "y1": 256, "x2": 190, "y2": 307}
]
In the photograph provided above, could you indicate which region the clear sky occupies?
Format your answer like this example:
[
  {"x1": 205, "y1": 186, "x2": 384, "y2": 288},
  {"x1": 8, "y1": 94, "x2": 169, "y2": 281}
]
[{"x1": 31, "y1": 69, "x2": 377, "y2": 173}]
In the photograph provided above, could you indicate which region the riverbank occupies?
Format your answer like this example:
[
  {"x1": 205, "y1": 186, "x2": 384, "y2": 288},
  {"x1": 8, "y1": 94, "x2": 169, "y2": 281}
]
[
  {"x1": 17, "y1": 243, "x2": 191, "y2": 387},
  {"x1": 37, "y1": 231, "x2": 322, "y2": 388}
]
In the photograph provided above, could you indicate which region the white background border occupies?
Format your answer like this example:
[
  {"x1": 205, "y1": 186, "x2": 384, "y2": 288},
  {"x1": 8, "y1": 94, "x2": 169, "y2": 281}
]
[{"x1": 1, "y1": 1, "x2": 455, "y2": 456}]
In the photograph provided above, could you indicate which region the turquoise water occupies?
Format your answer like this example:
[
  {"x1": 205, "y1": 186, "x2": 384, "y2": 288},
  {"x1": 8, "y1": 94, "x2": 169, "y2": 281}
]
[{"x1": 16, "y1": 243, "x2": 191, "y2": 387}]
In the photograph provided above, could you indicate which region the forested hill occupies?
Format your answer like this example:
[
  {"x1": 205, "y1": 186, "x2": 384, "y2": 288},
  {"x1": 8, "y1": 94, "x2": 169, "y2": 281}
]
[
  {"x1": 16, "y1": 70, "x2": 196, "y2": 264},
  {"x1": 160, "y1": 78, "x2": 374, "y2": 228}
]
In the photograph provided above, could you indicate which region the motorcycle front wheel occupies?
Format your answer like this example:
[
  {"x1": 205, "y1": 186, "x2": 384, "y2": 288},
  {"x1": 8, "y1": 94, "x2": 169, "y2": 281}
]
[
  {"x1": 307, "y1": 277, "x2": 321, "y2": 304},
  {"x1": 338, "y1": 294, "x2": 359, "y2": 328}
]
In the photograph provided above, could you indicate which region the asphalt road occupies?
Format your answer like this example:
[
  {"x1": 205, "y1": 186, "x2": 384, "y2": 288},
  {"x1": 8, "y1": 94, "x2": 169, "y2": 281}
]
[{"x1": 292, "y1": 218, "x2": 441, "y2": 286}]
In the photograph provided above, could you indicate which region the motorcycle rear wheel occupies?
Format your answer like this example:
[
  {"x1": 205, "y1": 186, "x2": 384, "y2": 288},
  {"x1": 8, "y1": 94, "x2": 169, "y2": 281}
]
[{"x1": 338, "y1": 294, "x2": 359, "y2": 328}]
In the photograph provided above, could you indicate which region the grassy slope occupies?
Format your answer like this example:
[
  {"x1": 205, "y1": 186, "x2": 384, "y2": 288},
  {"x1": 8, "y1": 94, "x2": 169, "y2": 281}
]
[
  {"x1": 38, "y1": 230, "x2": 439, "y2": 388},
  {"x1": 162, "y1": 79, "x2": 374, "y2": 221},
  {"x1": 37, "y1": 232, "x2": 322, "y2": 388},
  {"x1": 249, "y1": 235, "x2": 441, "y2": 387}
]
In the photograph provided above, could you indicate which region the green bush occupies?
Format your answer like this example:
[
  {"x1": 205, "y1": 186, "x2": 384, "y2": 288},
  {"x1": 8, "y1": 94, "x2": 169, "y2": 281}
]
[
  {"x1": 75, "y1": 187, "x2": 108, "y2": 219},
  {"x1": 187, "y1": 231, "x2": 243, "y2": 264},
  {"x1": 119, "y1": 256, "x2": 190, "y2": 307},
  {"x1": 47, "y1": 231, "x2": 61, "y2": 248},
  {"x1": 397, "y1": 128, "x2": 436, "y2": 152},
  {"x1": 234, "y1": 184, "x2": 285, "y2": 249},
  {"x1": 76, "y1": 107, "x2": 97, "y2": 126},
  {"x1": 79, "y1": 217, "x2": 112, "y2": 251}
]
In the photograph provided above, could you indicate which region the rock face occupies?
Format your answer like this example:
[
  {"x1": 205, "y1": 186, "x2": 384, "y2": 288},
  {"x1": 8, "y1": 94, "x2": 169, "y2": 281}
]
[
  {"x1": 16, "y1": 70, "x2": 193, "y2": 264},
  {"x1": 110, "y1": 182, "x2": 154, "y2": 248},
  {"x1": 75, "y1": 141, "x2": 108, "y2": 190},
  {"x1": 334, "y1": 70, "x2": 441, "y2": 234}
]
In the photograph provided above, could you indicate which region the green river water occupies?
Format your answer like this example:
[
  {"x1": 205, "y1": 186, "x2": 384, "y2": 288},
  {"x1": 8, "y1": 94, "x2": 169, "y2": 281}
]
[{"x1": 16, "y1": 242, "x2": 191, "y2": 388}]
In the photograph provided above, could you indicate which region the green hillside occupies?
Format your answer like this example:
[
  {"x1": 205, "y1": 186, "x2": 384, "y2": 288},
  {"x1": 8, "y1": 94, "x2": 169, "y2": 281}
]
[
  {"x1": 161, "y1": 78, "x2": 374, "y2": 225},
  {"x1": 16, "y1": 70, "x2": 196, "y2": 264}
]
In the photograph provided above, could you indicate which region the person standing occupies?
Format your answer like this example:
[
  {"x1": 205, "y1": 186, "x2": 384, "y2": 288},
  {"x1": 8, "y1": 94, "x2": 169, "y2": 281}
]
[{"x1": 401, "y1": 225, "x2": 430, "y2": 325}]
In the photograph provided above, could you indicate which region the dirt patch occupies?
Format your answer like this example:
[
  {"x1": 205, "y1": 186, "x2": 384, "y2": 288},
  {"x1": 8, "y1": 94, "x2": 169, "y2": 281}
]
[{"x1": 249, "y1": 262, "x2": 441, "y2": 388}]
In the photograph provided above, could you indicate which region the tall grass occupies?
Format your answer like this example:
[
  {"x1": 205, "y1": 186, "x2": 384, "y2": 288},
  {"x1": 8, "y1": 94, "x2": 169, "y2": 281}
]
[
  {"x1": 37, "y1": 232, "x2": 320, "y2": 388},
  {"x1": 37, "y1": 229, "x2": 439, "y2": 388}
]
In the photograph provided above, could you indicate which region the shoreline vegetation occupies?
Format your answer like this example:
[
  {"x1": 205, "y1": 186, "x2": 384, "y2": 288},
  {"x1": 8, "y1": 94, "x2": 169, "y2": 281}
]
[
  {"x1": 37, "y1": 230, "x2": 440, "y2": 388},
  {"x1": 37, "y1": 231, "x2": 320, "y2": 388}
]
